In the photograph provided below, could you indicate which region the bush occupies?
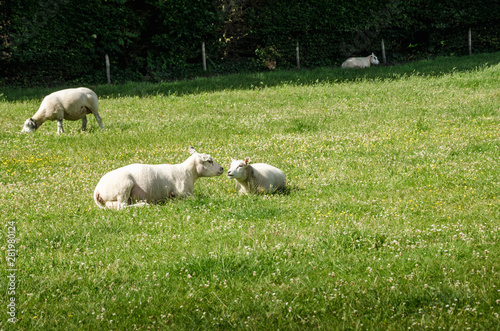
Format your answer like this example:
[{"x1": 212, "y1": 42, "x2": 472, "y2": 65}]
[{"x1": 0, "y1": 0, "x2": 498, "y2": 86}]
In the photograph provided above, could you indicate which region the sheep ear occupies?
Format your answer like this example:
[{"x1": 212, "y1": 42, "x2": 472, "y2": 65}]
[
  {"x1": 188, "y1": 146, "x2": 197, "y2": 154},
  {"x1": 244, "y1": 157, "x2": 251, "y2": 164}
]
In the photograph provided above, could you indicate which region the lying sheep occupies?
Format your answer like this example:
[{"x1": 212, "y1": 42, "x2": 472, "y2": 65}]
[
  {"x1": 22, "y1": 87, "x2": 104, "y2": 134},
  {"x1": 227, "y1": 157, "x2": 286, "y2": 194},
  {"x1": 93, "y1": 146, "x2": 224, "y2": 210},
  {"x1": 341, "y1": 53, "x2": 380, "y2": 69}
]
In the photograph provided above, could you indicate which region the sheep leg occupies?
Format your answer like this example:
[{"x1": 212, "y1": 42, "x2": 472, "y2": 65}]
[
  {"x1": 93, "y1": 113, "x2": 104, "y2": 131},
  {"x1": 104, "y1": 201, "x2": 148, "y2": 209},
  {"x1": 105, "y1": 194, "x2": 131, "y2": 210},
  {"x1": 105, "y1": 201, "x2": 127, "y2": 210},
  {"x1": 106, "y1": 199, "x2": 149, "y2": 210},
  {"x1": 125, "y1": 202, "x2": 149, "y2": 208},
  {"x1": 104, "y1": 181, "x2": 135, "y2": 210},
  {"x1": 81, "y1": 116, "x2": 87, "y2": 131},
  {"x1": 236, "y1": 183, "x2": 249, "y2": 195},
  {"x1": 57, "y1": 119, "x2": 64, "y2": 134}
]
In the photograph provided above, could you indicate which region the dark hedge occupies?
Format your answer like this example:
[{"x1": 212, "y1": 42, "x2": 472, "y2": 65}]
[{"x1": 1, "y1": 0, "x2": 498, "y2": 86}]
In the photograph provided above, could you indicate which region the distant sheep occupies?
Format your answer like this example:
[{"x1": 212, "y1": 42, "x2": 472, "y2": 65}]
[
  {"x1": 341, "y1": 53, "x2": 380, "y2": 69},
  {"x1": 227, "y1": 157, "x2": 286, "y2": 194},
  {"x1": 94, "y1": 146, "x2": 224, "y2": 210},
  {"x1": 22, "y1": 87, "x2": 104, "y2": 134}
]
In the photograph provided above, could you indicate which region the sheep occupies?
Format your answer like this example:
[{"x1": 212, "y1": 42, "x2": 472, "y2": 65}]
[
  {"x1": 227, "y1": 157, "x2": 286, "y2": 194},
  {"x1": 22, "y1": 87, "x2": 104, "y2": 134},
  {"x1": 93, "y1": 146, "x2": 224, "y2": 210},
  {"x1": 341, "y1": 53, "x2": 380, "y2": 69}
]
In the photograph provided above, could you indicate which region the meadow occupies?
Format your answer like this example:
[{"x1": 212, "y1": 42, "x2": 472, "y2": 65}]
[{"x1": 0, "y1": 52, "x2": 499, "y2": 330}]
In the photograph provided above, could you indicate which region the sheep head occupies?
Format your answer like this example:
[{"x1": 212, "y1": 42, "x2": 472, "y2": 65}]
[
  {"x1": 370, "y1": 53, "x2": 380, "y2": 65},
  {"x1": 21, "y1": 118, "x2": 38, "y2": 133},
  {"x1": 227, "y1": 157, "x2": 251, "y2": 180},
  {"x1": 189, "y1": 146, "x2": 224, "y2": 178}
]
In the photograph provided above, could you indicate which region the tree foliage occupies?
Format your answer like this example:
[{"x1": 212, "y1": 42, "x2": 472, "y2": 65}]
[{"x1": 0, "y1": 0, "x2": 498, "y2": 85}]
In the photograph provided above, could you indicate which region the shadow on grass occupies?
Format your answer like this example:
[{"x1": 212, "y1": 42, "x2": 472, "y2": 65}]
[{"x1": 3, "y1": 52, "x2": 499, "y2": 102}]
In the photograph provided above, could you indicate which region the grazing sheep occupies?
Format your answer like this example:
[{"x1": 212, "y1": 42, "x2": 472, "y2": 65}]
[
  {"x1": 341, "y1": 53, "x2": 380, "y2": 69},
  {"x1": 94, "y1": 146, "x2": 224, "y2": 210},
  {"x1": 227, "y1": 157, "x2": 286, "y2": 194},
  {"x1": 22, "y1": 87, "x2": 104, "y2": 134}
]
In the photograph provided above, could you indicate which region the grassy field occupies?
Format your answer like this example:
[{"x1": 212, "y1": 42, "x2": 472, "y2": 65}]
[{"x1": 1, "y1": 52, "x2": 499, "y2": 330}]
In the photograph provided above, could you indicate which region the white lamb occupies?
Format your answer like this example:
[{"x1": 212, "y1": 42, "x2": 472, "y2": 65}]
[
  {"x1": 22, "y1": 87, "x2": 104, "y2": 134},
  {"x1": 227, "y1": 157, "x2": 286, "y2": 194},
  {"x1": 341, "y1": 53, "x2": 380, "y2": 69},
  {"x1": 94, "y1": 146, "x2": 224, "y2": 210}
]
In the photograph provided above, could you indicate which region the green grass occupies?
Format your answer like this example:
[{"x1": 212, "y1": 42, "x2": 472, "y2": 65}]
[{"x1": 1, "y1": 53, "x2": 499, "y2": 330}]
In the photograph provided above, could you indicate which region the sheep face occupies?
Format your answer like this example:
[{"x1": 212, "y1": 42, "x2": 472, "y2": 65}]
[
  {"x1": 189, "y1": 146, "x2": 224, "y2": 177},
  {"x1": 21, "y1": 118, "x2": 37, "y2": 133},
  {"x1": 196, "y1": 154, "x2": 224, "y2": 177},
  {"x1": 370, "y1": 53, "x2": 380, "y2": 65},
  {"x1": 227, "y1": 157, "x2": 250, "y2": 179}
]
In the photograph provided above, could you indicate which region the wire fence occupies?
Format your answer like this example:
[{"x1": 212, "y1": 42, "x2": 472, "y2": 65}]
[{"x1": 196, "y1": 27, "x2": 489, "y2": 73}]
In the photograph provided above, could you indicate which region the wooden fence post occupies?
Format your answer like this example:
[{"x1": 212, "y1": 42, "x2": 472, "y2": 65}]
[
  {"x1": 381, "y1": 39, "x2": 387, "y2": 64},
  {"x1": 202, "y1": 42, "x2": 207, "y2": 71},
  {"x1": 468, "y1": 28, "x2": 472, "y2": 56},
  {"x1": 296, "y1": 40, "x2": 300, "y2": 70},
  {"x1": 105, "y1": 54, "x2": 111, "y2": 84}
]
